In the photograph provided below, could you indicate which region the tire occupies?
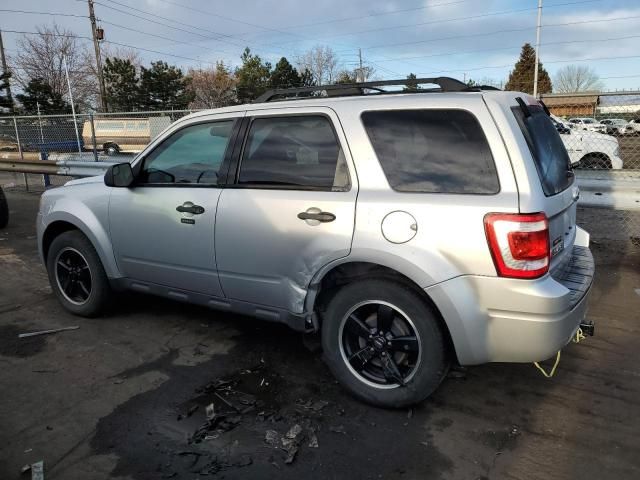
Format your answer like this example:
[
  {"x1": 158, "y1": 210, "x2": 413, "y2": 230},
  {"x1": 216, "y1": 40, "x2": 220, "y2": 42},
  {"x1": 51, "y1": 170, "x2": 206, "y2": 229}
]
[
  {"x1": 104, "y1": 144, "x2": 119, "y2": 156},
  {"x1": 576, "y1": 153, "x2": 612, "y2": 169},
  {"x1": 46, "y1": 230, "x2": 111, "y2": 317},
  {"x1": 0, "y1": 187, "x2": 8, "y2": 229},
  {"x1": 321, "y1": 279, "x2": 449, "y2": 408}
]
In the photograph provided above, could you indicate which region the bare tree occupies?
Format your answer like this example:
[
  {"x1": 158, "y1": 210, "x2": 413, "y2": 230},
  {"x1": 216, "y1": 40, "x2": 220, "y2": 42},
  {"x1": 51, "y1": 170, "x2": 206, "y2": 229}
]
[
  {"x1": 296, "y1": 45, "x2": 340, "y2": 85},
  {"x1": 186, "y1": 63, "x2": 237, "y2": 109},
  {"x1": 10, "y1": 24, "x2": 97, "y2": 111},
  {"x1": 553, "y1": 65, "x2": 604, "y2": 93}
]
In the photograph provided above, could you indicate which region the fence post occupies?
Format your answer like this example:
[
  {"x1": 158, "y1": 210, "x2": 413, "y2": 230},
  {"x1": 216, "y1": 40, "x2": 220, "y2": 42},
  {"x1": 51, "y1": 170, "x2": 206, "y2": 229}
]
[
  {"x1": 89, "y1": 112, "x2": 98, "y2": 162},
  {"x1": 12, "y1": 117, "x2": 28, "y2": 191}
]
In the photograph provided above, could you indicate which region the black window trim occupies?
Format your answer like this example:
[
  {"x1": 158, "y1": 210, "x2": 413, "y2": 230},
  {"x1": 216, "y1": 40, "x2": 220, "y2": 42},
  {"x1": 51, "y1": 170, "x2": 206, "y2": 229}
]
[
  {"x1": 225, "y1": 112, "x2": 352, "y2": 192},
  {"x1": 359, "y1": 107, "x2": 501, "y2": 195},
  {"x1": 131, "y1": 117, "x2": 241, "y2": 189}
]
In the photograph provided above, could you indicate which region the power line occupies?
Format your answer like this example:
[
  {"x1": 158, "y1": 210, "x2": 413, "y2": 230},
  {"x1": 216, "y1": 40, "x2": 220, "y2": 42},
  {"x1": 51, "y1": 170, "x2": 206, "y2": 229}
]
[
  {"x1": 1, "y1": 29, "x2": 220, "y2": 66},
  {"x1": 416, "y1": 54, "x2": 640, "y2": 77},
  {"x1": 98, "y1": 20, "x2": 237, "y2": 59},
  {"x1": 0, "y1": 9, "x2": 88, "y2": 18},
  {"x1": 283, "y1": 0, "x2": 603, "y2": 44},
  {"x1": 353, "y1": 14, "x2": 640, "y2": 52},
  {"x1": 365, "y1": 34, "x2": 640, "y2": 64},
  {"x1": 96, "y1": 0, "x2": 257, "y2": 52},
  {"x1": 269, "y1": 0, "x2": 474, "y2": 30}
]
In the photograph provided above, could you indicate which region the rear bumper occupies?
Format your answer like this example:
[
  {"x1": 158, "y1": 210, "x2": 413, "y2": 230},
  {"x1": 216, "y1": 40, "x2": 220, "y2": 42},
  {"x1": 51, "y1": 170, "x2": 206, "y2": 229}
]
[{"x1": 426, "y1": 229, "x2": 594, "y2": 365}]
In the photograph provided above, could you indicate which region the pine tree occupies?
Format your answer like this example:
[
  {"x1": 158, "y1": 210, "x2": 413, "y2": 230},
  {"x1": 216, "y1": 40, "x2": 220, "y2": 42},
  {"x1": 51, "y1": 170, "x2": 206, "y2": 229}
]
[
  {"x1": 299, "y1": 68, "x2": 315, "y2": 87},
  {"x1": 235, "y1": 48, "x2": 272, "y2": 103},
  {"x1": 505, "y1": 43, "x2": 552, "y2": 95},
  {"x1": 403, "y1": 73, "x2": 420, "y2": 92},
  {"x1": 104, "y1": 57, "x2": 139, "y2": 112},
  {"x1": 270, "y1": 57, "x2": 301, "y2": 89},
  {"x1": 139, "y1": 61, "x2": 193, "y2": 111},
  {"x1": 16, "y1": 78, "x2": 70, "y2": 114},
  {"x1": 0, "y1": 71, "x2": 14, "y2": 113}
]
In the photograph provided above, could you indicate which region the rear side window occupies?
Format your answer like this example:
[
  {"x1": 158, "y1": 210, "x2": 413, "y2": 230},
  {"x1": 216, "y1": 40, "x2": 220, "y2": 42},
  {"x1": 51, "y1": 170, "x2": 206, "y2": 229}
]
[
  {"x1": 238, "y1": 115, "x2": 349, "y2": 191},
  {"x1": 361, "y1": 109, "x2": 499, "y2": 194},
  {"x1": 512, "y1": 105, "x2": 572, "y2": 196}
]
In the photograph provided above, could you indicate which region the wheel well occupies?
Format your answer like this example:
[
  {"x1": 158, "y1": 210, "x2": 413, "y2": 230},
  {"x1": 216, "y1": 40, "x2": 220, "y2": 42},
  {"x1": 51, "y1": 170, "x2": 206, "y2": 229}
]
[
  {"x1": 313, "y1": 262, "x2": 457, "y2": 361},
  {"x1": 103, "y1": 142, "x2": 119, "y2": 150},
  {"x1": 42, "y1": 221, "x2": 79, "y2": 262},
  {"x1": 578, "y1": 152, "x2": 612, "y2": 169}
]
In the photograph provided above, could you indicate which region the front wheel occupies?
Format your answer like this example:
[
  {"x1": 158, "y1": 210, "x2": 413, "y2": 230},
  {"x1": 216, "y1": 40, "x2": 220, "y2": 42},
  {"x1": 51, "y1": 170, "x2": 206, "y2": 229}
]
[
  {"x1": 321, "y1": 279, "x2": 449, "y2": 407},
  {"x1": 46, "y1": 231, "x2": 111, "y2": 317}
]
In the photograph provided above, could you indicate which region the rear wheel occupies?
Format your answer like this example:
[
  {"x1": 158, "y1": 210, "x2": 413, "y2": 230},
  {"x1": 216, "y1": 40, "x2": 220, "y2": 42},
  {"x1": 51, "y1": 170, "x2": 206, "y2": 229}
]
[
  {"x1": 46, "y1": 231, "x2": 111, "y2": 317},
  {"x1": 0, "y1": 186, "x2": 8, "y2": 229},
  {"x1": 104, "y1": 143, "x2": 120, "y2": 156},
  {"x1": 321, "y1": 279, "x2": 449, "y2": 407}
]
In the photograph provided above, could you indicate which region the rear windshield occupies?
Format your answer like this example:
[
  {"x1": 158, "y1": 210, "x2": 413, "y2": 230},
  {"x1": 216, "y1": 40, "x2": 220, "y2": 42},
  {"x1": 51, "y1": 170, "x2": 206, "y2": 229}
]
[
  {"x1": 512, "y1": 104, "x2": 573, "y2": 196},
  {"x1": 361, "y1": 109, "x2": 499, "y2": 194}
]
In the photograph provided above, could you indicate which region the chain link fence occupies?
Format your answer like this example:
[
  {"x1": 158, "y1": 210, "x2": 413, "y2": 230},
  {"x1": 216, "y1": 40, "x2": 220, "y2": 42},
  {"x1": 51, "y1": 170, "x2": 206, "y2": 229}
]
[
  {"x1": 0, "y1": 110, "x2": 196, "y2": 190},
  {"x1": 541, "y1": 91, "x2": 640, "y2": 246}
]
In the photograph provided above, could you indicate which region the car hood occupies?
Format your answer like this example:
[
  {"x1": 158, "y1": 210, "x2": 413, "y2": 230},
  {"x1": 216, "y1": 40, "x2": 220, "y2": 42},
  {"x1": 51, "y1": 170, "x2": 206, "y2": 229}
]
[
  {"x1": 64, "y1": 175, "x2": 104, "y2": 187},
  {"x1": 572, "y1": 130, "x2": 618, "y2": 144}
]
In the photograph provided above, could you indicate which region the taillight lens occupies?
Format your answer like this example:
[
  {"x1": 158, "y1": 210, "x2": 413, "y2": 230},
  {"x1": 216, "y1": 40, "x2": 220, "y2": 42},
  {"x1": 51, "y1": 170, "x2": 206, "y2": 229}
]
[{"x1": 484, "y1": 213, "x2": 550, "y2": 279}]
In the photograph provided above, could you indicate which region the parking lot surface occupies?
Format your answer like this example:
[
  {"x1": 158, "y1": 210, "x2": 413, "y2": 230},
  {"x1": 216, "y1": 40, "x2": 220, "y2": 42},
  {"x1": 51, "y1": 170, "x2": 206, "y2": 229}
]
[{"x1": 1, "y1": 189, "x2": 639, "y2": 480}]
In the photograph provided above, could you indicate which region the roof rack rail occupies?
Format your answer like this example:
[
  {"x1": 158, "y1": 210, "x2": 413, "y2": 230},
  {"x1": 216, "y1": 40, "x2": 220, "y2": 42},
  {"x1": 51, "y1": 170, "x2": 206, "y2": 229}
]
[{"x1": 254, "y1": 76, "x2": 473, "y2": 103}]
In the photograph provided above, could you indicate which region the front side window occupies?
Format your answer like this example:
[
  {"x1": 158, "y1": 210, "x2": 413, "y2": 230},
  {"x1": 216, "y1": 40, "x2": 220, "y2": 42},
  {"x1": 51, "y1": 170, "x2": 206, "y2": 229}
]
[
  {"x1": 238, "y1": 115, "x2": 349, "y2": 191},
  {"x1": 139, "y1": 120, "x2": 234, "y2": 184},
  {"x1": 361, "y1": 109, "x2": 499, "y2": 194}
]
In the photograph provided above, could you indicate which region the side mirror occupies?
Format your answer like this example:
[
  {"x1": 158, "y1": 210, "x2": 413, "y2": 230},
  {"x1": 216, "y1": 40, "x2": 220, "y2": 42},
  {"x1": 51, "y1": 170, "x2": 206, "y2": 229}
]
[{"x1": 104, "y1": 162, "x2": 134, "y2": 188}]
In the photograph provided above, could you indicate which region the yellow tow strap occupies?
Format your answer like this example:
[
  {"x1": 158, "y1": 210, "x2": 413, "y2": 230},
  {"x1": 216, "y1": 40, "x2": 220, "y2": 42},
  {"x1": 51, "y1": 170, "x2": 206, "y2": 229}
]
[
  {"x1": 534, "y1": 351, "x2": 561, "y2": 378},
  {"x1": 532, "y1": 327, "x2": 586, "y2": 378}
]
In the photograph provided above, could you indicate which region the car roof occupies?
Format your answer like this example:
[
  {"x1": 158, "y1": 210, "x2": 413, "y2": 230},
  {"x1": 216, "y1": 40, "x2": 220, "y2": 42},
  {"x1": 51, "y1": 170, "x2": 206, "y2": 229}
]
[{"x1": 179, "y1": 89, "x2": 528, "y2": 122}]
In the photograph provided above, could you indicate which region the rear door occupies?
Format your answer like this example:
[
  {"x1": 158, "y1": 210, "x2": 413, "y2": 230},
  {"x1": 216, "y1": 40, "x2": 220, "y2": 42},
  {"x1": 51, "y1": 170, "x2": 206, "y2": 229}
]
[
  {"x1": 511, "y1": 102, "x2": 578, "y2": 269},
  {"x1": 214, "y1": 107, "x2": 357, "y2": 312}
]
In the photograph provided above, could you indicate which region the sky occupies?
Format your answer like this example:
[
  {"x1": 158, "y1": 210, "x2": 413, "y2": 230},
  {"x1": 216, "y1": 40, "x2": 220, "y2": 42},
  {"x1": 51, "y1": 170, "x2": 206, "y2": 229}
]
[{"x1": 1, "y1": 0, "x2": 640, "y2": 91}]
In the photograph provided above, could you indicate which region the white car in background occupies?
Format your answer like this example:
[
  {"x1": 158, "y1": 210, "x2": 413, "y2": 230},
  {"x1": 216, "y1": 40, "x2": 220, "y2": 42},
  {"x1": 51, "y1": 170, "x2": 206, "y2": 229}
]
[
  {"x1": 552, "y1": 115, "x2": 623, "y2": 169},
  {"x1": 628, "y1": 118, "x2": 640, "y2": 134},
  {"x1": 599, "y1": 118, "x2": 634, "y2": 136},
  {"x1": 568, "y1": 117, "x2": 606, "y2": 133}
]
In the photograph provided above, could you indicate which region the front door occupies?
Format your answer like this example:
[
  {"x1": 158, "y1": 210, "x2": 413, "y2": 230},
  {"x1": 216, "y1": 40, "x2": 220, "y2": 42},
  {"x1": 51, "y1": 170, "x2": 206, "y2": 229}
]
[
  {"x1": 215, "y1": 110, "x2": 357, "y2": 312},
  {"x1": 109, "y1": 116, "x2": 239, "y2": 296}
]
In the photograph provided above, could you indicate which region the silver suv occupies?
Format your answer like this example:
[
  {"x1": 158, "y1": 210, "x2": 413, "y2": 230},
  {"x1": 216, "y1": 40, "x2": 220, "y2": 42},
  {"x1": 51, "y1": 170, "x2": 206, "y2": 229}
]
[{"x1": 37, "y1": 78, "x2": 594, "y2": 407}]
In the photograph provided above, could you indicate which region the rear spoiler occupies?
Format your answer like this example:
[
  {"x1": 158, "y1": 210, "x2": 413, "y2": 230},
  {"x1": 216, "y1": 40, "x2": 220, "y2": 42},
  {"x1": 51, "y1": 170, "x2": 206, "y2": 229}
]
[{"x1": 515, "y1": 96, "x2": 551, "y2": 117}]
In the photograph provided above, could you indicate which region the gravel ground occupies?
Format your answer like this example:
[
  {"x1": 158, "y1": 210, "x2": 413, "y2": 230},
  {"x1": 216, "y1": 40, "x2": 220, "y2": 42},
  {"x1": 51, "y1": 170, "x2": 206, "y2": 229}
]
[{"x1": 1, "y1": 189, "x2": 639, "y2": 480}]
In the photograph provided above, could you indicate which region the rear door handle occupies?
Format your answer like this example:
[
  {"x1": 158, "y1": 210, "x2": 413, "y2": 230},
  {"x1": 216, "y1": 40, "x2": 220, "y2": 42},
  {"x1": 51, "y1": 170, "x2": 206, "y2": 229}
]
[
  {"x1": 176, "y1": 203, "x2": 205, "y2": 215},
  {"x1": 297, "y1": 211, "x2": 336, "y2": 223}
]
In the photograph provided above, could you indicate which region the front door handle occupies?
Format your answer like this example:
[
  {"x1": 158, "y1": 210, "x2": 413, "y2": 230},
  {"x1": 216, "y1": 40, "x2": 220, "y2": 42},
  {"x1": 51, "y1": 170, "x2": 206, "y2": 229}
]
[
  {"x1": 176, "y1": 202, "x2": 205, "y2": 215},
  {"x1": 297, "y1": 210, "x2": 336, "y2": 223}
]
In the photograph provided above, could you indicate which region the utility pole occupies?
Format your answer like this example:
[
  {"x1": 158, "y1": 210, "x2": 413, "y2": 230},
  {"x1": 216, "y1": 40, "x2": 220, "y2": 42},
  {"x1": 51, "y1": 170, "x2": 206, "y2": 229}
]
[
  {"x1": 88, "y1": 0, "x2": 107, "y2": 111},
  {"x1": 358, "y1": 48, "x2": 363, "y2": 82},
  {"x1": 0, "y1": 30, "x2": 14, "y2": 111},
  {"x1": 533, "y1": 0, "x2": 543, "y2": 97}
]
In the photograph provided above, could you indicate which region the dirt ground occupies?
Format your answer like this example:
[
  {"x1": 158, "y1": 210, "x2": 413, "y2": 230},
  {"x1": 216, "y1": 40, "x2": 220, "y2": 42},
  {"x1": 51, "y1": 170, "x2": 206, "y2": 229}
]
[{"x1": 1, "y1": 188, "x2": 639, "y2": 480}]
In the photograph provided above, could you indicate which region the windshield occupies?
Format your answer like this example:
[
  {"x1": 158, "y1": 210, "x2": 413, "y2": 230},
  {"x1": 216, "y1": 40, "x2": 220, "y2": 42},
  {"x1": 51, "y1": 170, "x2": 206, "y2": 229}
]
[{"x1": 583, "y1": 119, "x2": 595, "y2": 124}]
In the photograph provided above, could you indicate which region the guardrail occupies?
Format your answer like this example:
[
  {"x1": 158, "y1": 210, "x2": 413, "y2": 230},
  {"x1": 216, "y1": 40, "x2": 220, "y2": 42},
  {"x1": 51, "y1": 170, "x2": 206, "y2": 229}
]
[
  {"x1": 0, "y1": 153, "x2": 117, "y2": 177},
  {"x1": 575, "y1": 171, "x2": 640, "y2": 210}
]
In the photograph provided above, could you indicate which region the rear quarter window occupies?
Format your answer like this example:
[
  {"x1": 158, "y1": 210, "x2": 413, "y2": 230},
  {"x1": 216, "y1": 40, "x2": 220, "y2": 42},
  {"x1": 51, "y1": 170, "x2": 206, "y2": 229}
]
[
  {"x1": 361, "y1": 109, "x2": 499, "y2": 194},
  {"x1": 512, "y1": 104, "x2": 573, "y2": 196}
]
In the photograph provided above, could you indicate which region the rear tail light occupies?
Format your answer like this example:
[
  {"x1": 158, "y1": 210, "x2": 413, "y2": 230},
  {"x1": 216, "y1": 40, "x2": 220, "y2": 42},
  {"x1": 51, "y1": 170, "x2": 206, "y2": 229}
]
[{"x1": 484, "y1": 213, "x2": 549, "y2": 279}]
